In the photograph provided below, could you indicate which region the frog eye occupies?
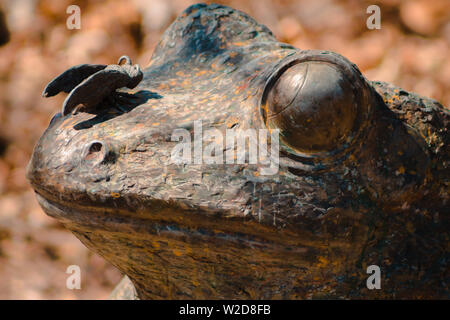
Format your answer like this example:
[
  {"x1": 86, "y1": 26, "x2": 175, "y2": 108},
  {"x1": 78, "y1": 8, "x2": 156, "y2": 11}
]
[{"x1": 261, "y1": 51, "x2": 373, "y2": 158}]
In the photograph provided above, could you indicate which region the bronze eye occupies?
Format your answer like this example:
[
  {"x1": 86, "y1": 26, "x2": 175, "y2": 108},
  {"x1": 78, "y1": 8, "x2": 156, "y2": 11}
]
[{"x1": 261, "y1": 51, "x2": 373, "y2": 159}]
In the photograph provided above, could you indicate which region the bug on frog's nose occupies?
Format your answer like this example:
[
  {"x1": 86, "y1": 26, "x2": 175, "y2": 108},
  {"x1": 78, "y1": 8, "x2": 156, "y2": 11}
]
[{"x1": 261, "y1": 51, "x2": 374, "y2": 160}]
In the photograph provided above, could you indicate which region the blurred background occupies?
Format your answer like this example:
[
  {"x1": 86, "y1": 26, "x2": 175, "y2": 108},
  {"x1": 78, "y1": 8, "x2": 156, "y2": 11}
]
[{"x1": 0, "y1": 0, "x2": 448, "y2": 299}]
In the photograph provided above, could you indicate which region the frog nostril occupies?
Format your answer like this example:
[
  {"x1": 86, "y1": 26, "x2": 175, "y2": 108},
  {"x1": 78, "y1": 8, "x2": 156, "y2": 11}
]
[
  {"x1": 83, "y1": 141, "x2": 114, "y2": 164},
  {"x1": 86, "y1": 142, "x2": 103, "y2": 158}
]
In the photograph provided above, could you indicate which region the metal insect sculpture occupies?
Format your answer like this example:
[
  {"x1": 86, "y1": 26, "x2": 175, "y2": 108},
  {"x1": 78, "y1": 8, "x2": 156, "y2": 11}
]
[{"x1": 42, "y1": 55, "x2": 143, "y2": 115}]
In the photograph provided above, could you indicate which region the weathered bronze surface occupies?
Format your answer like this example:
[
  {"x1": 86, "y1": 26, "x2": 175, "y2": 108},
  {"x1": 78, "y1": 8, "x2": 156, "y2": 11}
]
[{"x1": 27, "y1": 4, "x2": 448, "y2": 299}]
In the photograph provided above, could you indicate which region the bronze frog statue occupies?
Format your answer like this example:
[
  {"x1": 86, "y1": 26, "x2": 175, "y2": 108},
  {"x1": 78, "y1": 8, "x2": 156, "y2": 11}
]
[{"x1": 27, "y1": 4, "x2": 448, "y2": 299}]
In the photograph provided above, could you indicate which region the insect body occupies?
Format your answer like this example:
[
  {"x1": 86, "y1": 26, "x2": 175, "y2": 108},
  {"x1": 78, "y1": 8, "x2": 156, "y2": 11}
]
[{"x1": 42, "y1": 55, "x2": 143, "y2": 115}]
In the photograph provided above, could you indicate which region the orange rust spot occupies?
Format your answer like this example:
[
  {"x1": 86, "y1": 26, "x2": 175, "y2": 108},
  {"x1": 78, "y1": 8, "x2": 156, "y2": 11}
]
[
  {"x1": 196, "y1": 70, "x2": 207, "y2": 76},
  {"x1": 406, "y1": 222, "x2": 415, "y2": 233},
  {"x1": 397, "y1": 166, "x2": 405, "y2": 174},
  {"x1": 226, "y1": 117, "x2": 239, "y2": 128},
  {"x1": 316, "y1": 256, "x2": 329, "y2": 268},
  {"x1": 152, "y1": 241, "x2": 160, "y2": 249},
  {"x1": 233, "y1": 41, "x2": 245, "y2": 46},
  {"x1": 111, "y1": 192, "x2": 120, "y2": 198},
  {"x1": 236, "y1": 82, "x2": 248, "y2": 92}
]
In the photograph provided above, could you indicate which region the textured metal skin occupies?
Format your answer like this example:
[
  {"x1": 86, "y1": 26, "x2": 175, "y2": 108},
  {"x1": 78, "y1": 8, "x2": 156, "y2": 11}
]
[{"x1": 27, "y1": 4, "x2": 448, "y2": 299}]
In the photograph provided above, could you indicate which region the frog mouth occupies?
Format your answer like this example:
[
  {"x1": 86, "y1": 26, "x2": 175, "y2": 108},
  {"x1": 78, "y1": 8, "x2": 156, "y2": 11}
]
[
  {"x1": 33, "y1": 190, "x2": 316, "y2": 257},
  {"x1": 33, "y1": 183, "x2": 372, "y2": 300}
]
